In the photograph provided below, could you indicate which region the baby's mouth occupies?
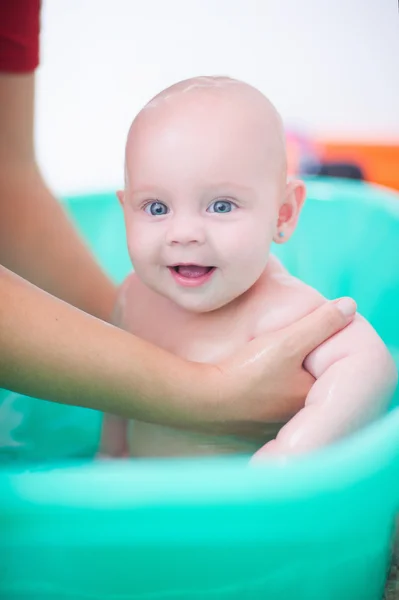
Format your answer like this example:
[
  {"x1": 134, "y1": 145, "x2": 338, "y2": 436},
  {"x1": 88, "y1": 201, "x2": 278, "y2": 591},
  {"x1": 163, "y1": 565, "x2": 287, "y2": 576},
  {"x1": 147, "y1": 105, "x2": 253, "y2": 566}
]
[{"x1": 168, "y1": 265, "x2": 215, "y2": 278}]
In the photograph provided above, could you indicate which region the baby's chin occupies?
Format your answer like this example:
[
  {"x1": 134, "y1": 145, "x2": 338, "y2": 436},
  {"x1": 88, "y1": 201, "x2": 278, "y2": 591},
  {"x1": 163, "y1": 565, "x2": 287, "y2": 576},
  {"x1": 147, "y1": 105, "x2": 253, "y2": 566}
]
[
  {"x1": 174, "y1": 297, "x2": 229, "y2": 314},
  {"x1": 170, "y1": 292, "x2": 231, "y2": 314},
  {"x1": 153, "y1": 284, "x2": 240, "y2": 314}
]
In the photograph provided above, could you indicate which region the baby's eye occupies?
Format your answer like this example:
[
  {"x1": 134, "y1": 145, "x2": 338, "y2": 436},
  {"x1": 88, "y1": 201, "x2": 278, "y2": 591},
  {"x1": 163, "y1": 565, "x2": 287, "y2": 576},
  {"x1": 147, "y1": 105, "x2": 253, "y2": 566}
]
[
  {"x1": 144, "y1": 201, "x2": 169, "y2": 216},
  {"x1": 207, "y1": 199, "x2": 237, "y2": 214}
]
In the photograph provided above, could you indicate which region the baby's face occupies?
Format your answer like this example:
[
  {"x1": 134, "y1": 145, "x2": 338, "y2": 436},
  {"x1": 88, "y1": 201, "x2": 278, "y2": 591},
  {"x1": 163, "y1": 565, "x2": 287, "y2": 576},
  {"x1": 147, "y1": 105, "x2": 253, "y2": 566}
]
[{"x1": 122, "y1": 84, "x2": 286, "y2": 313}]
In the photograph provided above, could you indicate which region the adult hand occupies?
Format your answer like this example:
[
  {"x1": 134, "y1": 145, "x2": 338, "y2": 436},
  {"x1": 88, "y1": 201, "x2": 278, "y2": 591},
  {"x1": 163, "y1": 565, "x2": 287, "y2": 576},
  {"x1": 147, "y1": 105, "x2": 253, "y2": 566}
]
[{"x1": 207, "y1": 298, "x2": 357, "y2": 439}]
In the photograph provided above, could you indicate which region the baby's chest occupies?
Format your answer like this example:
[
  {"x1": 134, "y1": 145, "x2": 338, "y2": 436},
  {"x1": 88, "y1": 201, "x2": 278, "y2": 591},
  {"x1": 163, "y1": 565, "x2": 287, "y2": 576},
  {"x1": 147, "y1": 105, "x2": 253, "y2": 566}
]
[
  {"x1": 122, "y1": 304, "x2": 254, "y2": 365},
  {"x1": 176, "y1": 331, "x2": 247, "y2": 364}
]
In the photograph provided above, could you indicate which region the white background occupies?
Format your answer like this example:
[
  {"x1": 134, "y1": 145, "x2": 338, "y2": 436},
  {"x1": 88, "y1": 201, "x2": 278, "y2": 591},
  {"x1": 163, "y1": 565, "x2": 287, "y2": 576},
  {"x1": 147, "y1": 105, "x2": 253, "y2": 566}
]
[{"x1": 35, "y1": 0, "x2": 399, "y2": 196}]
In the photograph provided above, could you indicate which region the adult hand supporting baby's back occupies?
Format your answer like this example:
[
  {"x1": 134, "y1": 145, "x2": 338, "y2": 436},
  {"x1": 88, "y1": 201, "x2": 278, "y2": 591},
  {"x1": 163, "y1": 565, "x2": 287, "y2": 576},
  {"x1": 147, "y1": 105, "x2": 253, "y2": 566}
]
[{"x1": 211, "y1": 298, "x2": 357, "y2": 439}]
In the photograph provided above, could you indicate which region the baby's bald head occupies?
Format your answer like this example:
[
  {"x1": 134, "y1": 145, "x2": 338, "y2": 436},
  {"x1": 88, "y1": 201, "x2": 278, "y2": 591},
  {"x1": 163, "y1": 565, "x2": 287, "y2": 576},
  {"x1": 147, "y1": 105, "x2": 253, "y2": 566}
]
[
  {"x1": 125, "y1": 76, "x2": 287, "y2": 192},
  {"x1": 120, "y1": 77, "x2": 305, "y2": 313}
]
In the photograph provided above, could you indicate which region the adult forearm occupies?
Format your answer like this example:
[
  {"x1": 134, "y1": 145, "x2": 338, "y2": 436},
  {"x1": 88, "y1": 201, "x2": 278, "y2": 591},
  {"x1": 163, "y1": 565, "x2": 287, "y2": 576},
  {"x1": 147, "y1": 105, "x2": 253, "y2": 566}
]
[{"x1": 0, "y1": 265, "x2": 218, "y2": 426}]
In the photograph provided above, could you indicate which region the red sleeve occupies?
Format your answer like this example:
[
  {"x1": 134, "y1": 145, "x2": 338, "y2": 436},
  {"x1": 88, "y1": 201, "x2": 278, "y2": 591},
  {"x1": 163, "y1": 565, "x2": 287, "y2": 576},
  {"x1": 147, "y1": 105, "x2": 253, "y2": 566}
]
[{"x1": 0, "y1": 0, "x2": 41, "y2": 73}]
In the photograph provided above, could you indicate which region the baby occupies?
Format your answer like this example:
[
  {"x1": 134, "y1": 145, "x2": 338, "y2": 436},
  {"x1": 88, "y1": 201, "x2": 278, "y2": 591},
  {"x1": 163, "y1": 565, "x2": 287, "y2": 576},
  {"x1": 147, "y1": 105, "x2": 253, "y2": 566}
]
[{"x1": 100, "y1": 76, "x2": 397, "y2": 459}]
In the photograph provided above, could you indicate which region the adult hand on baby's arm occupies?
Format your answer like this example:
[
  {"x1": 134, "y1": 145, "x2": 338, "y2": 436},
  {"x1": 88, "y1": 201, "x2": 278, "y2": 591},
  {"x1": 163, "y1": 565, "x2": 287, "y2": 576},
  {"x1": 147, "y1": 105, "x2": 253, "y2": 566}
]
[
  {"x1": 214, "y1": 297, "x2": 358, "y2": 439},
  {"x1": 253, "y1": 311, "x2": 398, "y2": 459}
]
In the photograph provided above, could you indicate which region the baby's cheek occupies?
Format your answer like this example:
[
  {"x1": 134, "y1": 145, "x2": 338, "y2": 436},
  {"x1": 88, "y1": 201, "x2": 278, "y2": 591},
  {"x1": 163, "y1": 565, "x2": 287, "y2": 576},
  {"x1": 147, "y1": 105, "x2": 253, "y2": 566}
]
[
  {"x1": 232, "y1": 234, "x2": 270, "y2": 277},
  {"x1": 127, "y1": 228, "x2": 155, "y2": 266},
  {"x1": 236, "y1": 219, "x2": 272, "y2": 255}
]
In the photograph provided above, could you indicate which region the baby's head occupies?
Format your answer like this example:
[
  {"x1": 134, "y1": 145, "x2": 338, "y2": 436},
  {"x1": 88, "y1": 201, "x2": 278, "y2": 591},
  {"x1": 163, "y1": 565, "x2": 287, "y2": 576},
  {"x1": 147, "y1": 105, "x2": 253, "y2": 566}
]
[{"x1": 119, "y1": 76, "x2": 305, "y2": 313}]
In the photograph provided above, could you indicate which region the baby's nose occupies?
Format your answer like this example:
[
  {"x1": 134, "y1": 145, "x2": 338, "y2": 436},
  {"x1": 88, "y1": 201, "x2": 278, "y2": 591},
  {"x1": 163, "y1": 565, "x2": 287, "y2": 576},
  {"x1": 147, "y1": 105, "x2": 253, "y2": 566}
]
[{"x1": 166, "y1": 216, "x2": 206, "y2": 246}]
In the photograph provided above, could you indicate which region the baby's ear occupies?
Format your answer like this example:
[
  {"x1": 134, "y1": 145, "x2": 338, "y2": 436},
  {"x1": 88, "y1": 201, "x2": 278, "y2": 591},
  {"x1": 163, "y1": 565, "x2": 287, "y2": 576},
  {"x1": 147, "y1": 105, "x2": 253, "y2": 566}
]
[
  {"x1": 273, "y1": 180, "x2": 306, "y2": 244},
  {"x1": 116, "y1": 190, "x2": 125, "y2": 205}
]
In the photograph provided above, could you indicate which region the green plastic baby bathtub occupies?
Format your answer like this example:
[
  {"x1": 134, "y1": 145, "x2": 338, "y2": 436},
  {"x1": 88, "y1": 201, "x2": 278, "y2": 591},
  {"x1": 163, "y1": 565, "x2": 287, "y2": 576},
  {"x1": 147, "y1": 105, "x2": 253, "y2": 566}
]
[{"x1": 1, "y1": 177, "x2": 399, "y2": 600}]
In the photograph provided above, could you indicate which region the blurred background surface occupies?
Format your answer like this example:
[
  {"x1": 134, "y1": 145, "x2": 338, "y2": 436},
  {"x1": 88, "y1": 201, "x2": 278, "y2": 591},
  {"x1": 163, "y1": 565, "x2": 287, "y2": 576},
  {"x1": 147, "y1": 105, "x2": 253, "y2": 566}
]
[{"x1": 35, "y1": 0, "x2": 399, "y2": 195}]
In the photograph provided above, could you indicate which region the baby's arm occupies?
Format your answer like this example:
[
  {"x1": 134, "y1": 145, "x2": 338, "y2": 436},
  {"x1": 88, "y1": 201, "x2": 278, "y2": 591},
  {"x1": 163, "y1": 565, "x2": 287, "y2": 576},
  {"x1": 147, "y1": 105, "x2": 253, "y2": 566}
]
[{"x1": 256, "y1": 314, "x2": 398, "y2": 456}]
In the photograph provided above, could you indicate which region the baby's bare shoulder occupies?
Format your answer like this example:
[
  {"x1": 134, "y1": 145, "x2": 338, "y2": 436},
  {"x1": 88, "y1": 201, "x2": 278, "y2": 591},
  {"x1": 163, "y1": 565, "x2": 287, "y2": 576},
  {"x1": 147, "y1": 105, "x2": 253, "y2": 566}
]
[
  {"x1": 253, "y1": 259, "x2": 393, "y2": 374},
  {"x1": 251, "y1": 257, "x2": 326, "y2": 335}
]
